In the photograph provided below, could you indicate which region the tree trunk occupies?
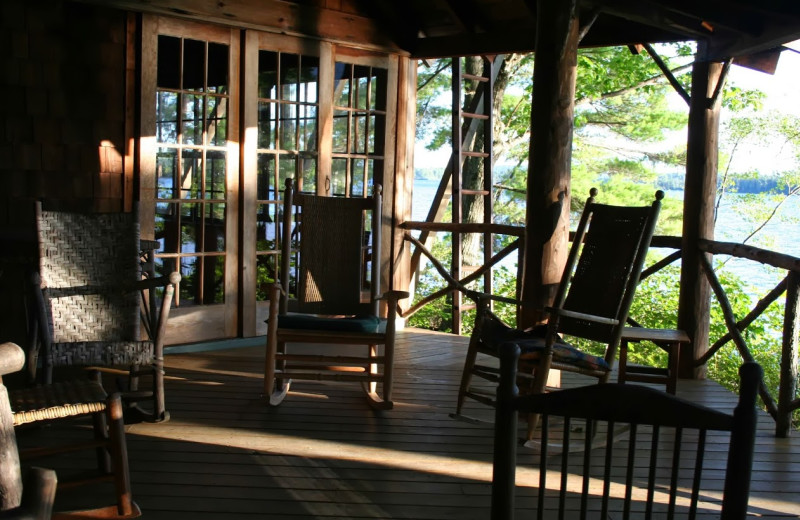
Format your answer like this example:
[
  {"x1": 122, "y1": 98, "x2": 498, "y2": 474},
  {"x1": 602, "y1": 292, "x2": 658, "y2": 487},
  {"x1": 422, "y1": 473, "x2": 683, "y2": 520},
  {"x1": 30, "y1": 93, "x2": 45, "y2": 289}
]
[{"x1": 461, "y1": 55, "x2": 522, "y2": 267}]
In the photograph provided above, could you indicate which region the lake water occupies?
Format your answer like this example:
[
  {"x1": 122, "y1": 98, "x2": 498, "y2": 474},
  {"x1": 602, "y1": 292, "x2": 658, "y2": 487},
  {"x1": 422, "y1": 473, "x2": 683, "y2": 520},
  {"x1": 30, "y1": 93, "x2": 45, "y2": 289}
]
[{"x1": 411, "y1": 179, "x2": 800, "y2": 295}]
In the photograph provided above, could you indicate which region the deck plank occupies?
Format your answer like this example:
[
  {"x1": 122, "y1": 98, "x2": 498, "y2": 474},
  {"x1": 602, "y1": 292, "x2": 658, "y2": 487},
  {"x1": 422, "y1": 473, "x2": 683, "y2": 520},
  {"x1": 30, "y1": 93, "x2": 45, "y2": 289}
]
[{"x1": 12, "y1": 329, "x2": 800, "y2": 519}]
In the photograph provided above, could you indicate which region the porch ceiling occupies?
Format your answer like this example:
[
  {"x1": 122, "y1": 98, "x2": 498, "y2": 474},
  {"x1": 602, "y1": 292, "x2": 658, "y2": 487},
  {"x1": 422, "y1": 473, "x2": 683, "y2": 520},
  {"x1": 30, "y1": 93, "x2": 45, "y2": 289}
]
[{"x1": 363, "y1": 0, "x2": 800, "y2": 61}]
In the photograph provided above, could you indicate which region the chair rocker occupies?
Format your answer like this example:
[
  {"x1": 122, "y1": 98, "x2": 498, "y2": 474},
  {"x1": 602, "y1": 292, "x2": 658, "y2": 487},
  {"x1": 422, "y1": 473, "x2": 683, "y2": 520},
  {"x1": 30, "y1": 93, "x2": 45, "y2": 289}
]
[
  {"x1": 455, "y1": 189, "x2": 662, "y2": 441},
  {"x1": 30, "y1": 202, "x2": 180, "y2": 424},
  {"x1": 264, "y1": 178, "x2": 408, "y2": 410},
  {"x1": 491, "y1": 342, "x2": 760, "y2": 520}
]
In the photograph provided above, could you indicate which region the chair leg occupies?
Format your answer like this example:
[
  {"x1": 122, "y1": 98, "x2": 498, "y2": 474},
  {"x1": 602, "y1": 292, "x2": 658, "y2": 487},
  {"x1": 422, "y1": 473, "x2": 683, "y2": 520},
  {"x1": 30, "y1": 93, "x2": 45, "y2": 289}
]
[
  {"x1": 525, "y1": 357, "x2": 553, "y2": 444},
  {"x1": 366, "y1": 344, "x2": 379, "y2": 395},
  {"x1": 382, "y1": 341, "x2": 394, "y2": 407},
  {"x1": 127, "y1": 365, "x2": 139, "y2": 393},
  {"x1": 106, "y1": 394, "x2": 137, "y2": 518},
  {"x1": 92, "y1": 410, "x2": 111, "y2": 475},
  {"x1": 363, "y1": 344, "x2": 393, "y2": 410},
  {"x1": 455, "y1": 336, "x2": 481, "y2": 415},
  {"x1": 264, "y1": 339, "x2": 290, "y2": 406},
  {"x1": 618, "y1": 339, "x2": 629, "y2": 384},
  {"x1": 152, "y1": 356, "x2": 167, "y2": 422},
  {"x1": 667, "y1": 341, "x2": 680, "y2": 395}
]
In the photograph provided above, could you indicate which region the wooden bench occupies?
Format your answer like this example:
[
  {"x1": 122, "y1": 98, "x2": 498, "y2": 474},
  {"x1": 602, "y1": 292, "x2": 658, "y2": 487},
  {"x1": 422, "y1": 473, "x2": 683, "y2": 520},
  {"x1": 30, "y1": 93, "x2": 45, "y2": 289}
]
[{"x1": 618, "y1": 327, "x2": 690, "y2": 395}]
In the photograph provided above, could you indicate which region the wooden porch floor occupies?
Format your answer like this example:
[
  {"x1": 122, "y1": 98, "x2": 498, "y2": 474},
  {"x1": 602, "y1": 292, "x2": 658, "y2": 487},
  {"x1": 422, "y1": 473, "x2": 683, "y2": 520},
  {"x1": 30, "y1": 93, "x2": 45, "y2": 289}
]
[{"x1": 16, "y1": 329, "x2": 800, "y2": 519}]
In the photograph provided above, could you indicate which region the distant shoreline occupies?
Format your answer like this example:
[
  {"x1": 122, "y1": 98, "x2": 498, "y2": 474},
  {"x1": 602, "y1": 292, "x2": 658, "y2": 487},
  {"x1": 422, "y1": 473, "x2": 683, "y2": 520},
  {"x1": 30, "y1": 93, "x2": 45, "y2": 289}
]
[{"x1": 413, "y1": 174, "x2": 794, "y2": 195}]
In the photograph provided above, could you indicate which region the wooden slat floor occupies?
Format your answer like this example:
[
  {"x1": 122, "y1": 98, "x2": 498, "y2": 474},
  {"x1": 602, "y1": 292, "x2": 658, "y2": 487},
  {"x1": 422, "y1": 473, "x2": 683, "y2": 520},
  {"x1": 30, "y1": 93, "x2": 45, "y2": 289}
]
[{"x1": 14, "y1": 329, "x2": 800, "y2": 519}]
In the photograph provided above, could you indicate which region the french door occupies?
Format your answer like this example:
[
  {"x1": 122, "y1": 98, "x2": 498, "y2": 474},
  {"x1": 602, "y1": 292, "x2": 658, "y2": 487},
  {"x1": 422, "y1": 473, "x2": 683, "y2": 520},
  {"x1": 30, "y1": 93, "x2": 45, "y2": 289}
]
[{"x1": 141, "y1": 17, "x2": 397, "y2": 343}]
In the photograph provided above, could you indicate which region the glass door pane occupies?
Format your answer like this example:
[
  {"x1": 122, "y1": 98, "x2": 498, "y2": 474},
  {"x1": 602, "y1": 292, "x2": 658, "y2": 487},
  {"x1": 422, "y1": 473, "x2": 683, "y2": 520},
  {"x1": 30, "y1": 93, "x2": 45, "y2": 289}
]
[
  {"x1": 255, "y1": 50, "x2": 320, "y2": 302},
  {"x1": 331, "y1": 63, "x2": 387, "y2": 198},
  {"x1": 155, "y1": 35, "x2": 230, "y2": 306}
]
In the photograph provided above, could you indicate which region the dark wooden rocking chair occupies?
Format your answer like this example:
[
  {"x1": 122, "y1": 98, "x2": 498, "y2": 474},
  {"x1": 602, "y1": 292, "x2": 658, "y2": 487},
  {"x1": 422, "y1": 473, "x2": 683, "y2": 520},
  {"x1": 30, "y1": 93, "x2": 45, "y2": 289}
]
[
  {"x1": 455, "y1": 189, "x2": 663, "y2": 441},
  {"x1": 264, "y1": 179, "x2": 408, "y2": 409},
  {"x1": 491, "y1": 342, "x2": 760, "y2": 520}
]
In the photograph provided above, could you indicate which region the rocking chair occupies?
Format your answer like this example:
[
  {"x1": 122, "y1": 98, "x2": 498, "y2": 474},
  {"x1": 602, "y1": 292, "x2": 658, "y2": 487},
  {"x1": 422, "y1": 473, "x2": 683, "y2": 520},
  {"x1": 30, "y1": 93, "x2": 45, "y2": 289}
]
[
  {"x1": 1, "y1": 342, "x2": 57, "y2": 520},
  {"x1": 264, "y1": 179, "x2": 408, "y2": 409},
  {"x1": 491, "y1": 342, "x2": 760, "y2": 519},
  {"x1": 455, "y1": 189, "x2": 662, "y2": 439},
  {"x1": 29, "y1": 202, "x2": 180, "y2": 423}
]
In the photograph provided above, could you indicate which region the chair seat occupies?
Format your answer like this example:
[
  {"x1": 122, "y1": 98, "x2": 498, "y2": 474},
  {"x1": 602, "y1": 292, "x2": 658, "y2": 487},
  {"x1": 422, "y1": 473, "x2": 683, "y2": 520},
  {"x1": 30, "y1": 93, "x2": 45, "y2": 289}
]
[
  {"x1": 276, "y1": 314, "x2": 385, "y2": 334},
  {"x1": 480, "y1": 315, "x2": 609, "y2": 372},
  {"x1": 49, "y1": 340, "x2": 154, "y2": 366},
  {"x1": 514, "y1": 339, "x2": 610, "y2": 372},
  {"x1": 9, "y1": 380, "x2": 108, "y2": 426}
]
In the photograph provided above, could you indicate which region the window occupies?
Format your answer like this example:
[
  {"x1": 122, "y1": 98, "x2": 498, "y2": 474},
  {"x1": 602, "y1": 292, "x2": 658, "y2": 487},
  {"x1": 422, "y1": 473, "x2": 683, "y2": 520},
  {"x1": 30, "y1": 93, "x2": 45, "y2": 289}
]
[
  {"x1": 331, "y1": 63, "x2": 388, "y2": 197},
  {"x1": 254, "y1": 51, "x2": 320, "y2": 302},
  {"x1": 154, "y1": 35, "x2": 230, "y2": 305}
]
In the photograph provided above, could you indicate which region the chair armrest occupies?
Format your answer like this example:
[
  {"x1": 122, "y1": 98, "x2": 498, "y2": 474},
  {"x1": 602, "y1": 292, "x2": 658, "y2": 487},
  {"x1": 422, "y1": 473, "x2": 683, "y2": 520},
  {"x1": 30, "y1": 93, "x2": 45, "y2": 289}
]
[
  {"x1": 134, "y1": 271, "x2": 181, "y2": 291},
  {"x1": 463, "y1": 289, "x2": 538, "y2": 318},
  {"x1": 544, "y1": 307, "x2": 619, "y2": 326},
  {"x1": 378, "y1": 290, "x2": 410, "y2": 302},
  {"x1": 378, "y1": 290, "x2": 409, "y2": 318},
  {"x1": 0, "y1": 342, "x2": 25, "y2": 378}
]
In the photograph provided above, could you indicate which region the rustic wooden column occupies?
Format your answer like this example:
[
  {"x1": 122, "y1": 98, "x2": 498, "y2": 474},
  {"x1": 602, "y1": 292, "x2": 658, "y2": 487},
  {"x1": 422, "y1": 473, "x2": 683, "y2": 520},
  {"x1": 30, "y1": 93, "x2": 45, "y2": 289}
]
[
  {"x1": 519, "y1": 0, "x2": 579, "y2": 326},
  {"x1": 0, "y1": 342, "x2": 25, "y2": 510},
  {"x1": 777, "y1": 271, "x2": 799, "y2": 437},
  {"x1": 678, "y1": 42, "x2": 724, "y2": 379}
]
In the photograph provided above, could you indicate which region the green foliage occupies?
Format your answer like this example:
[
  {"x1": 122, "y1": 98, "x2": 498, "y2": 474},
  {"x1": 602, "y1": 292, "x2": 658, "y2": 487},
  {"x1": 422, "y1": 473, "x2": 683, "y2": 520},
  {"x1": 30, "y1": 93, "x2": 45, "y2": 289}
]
[
  {"x1": 412, "y1": 43, "x2": 799, "y2": 428},
  {"x1": 722, "y1": 86, "x2": 765, "y2": 112}
]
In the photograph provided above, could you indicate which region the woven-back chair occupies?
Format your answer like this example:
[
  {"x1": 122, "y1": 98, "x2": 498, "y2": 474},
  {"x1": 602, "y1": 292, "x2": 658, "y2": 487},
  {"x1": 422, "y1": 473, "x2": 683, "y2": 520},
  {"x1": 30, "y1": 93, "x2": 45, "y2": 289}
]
[
  {"x1": 0, "y1": 342, "x2": 57, "y2": 520},
  {"x1": 456, "y1": 189, "x2": 662, "y2": 440},
  {"x1": 30, "y1": 202, "x2": 179, "y2": 423},
  {"x1": 491, "y1": 342, "x2": 760, "y2": 520},
  {"x1": 264, "y1": 178, "x2": 407, "y2": 409}
]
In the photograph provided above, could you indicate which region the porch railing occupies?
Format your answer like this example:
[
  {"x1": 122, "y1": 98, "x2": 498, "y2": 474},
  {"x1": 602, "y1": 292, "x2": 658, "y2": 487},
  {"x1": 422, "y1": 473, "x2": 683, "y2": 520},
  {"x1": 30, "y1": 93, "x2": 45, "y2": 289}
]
[
  {"x1": 398, "y1": 223, "x2": 800, "y2": 436},
  {"x1": 648, "y1": 235, "x2": 800, "y2": 437}
]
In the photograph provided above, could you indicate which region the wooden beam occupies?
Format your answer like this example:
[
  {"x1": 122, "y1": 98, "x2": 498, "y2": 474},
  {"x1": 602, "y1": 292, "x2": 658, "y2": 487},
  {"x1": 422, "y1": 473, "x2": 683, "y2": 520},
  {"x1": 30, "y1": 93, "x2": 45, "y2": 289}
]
[
  {"x1": 519, "y1": 0, "x2": 579, "y2": 327},
  {"x1": 443, "y1": 0, "x2": 488, "y2": 33},
  {"x1": 778, "y1": 271, "x2": 800, "y2": 437},
  {"x1": 642, "y1": 42, "x2": 690, "y2": 106},
  {"x1": 643, "y1": 0, "x2": 764, "y2": 37},
  {"x1": 78, "y1": 0, "x2": 405, "y2": 54},
  {"x1": 352, "y1": 0, "x2": 420, "y2": 50}
]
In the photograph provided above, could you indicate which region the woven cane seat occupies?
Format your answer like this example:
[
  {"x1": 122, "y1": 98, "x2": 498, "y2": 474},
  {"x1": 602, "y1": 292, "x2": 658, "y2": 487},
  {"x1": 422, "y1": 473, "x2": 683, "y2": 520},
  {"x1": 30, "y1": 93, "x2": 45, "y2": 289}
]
[
  {"x1": 9, "y1": 380, "x2": 108, "y2": 426},
  {"x1": 479, "y1": 313, "x2": 610, "y2": 372},
  {"x1": 48, "y1": 341, "x2": 153, "y2": 367}
]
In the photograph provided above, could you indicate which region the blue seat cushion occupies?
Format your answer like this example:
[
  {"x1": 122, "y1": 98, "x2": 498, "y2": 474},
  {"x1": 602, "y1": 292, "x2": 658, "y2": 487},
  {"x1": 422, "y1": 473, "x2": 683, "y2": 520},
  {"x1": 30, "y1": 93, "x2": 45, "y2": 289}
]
[
  {"x1": 479, "y1": 314, "x2": 609, "y2": 372},
  {"x1": 273, "y1": 313, "x2": 384, "y2": 334}
]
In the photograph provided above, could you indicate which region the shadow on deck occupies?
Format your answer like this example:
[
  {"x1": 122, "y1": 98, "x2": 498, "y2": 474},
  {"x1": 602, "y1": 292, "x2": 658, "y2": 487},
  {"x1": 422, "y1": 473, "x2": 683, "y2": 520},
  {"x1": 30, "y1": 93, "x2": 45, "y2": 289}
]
[{"x1": 14, "y1": 329, "x2": 800, "y2": 519}]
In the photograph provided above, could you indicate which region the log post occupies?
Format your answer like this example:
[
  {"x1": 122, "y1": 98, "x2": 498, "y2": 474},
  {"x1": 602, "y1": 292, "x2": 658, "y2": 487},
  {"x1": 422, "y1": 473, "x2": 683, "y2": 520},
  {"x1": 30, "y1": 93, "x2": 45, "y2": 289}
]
[
  {"x1": 0, "y1": 342, "x2": 25, "y2": 510},
  {"x1": 677, "y1": 42, "x2": 724, "y2": 379},
  {"x1": 777, "y1": 271, "x2": 799, "y2": 437},
  {"x1": 519, "y1": 0, "x2": 579, "y2": 327}
]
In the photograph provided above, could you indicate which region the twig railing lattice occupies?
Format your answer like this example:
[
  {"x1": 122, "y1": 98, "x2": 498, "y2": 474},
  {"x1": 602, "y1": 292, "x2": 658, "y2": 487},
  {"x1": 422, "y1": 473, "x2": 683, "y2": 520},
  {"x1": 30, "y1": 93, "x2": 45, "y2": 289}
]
[
  {"x1": 641, "y1": 235, "x2": 799, "y2": 436},
  {"x1": 398, "y1": 221, "x2": 523, "y2": 320},
  {"x1": 399, "y1": 225, "x2": 800, "y2": 436}
]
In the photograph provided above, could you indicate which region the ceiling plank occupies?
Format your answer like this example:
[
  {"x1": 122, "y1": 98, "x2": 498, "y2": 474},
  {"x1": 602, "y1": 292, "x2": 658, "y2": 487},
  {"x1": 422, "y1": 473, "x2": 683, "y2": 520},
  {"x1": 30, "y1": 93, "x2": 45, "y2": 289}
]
[
  {"x1": 80, "y1": 0, "x2": 406, "y2": 53},
  {"x1": 443, "y1": 0, "x2": 488, "y2": 33}
]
